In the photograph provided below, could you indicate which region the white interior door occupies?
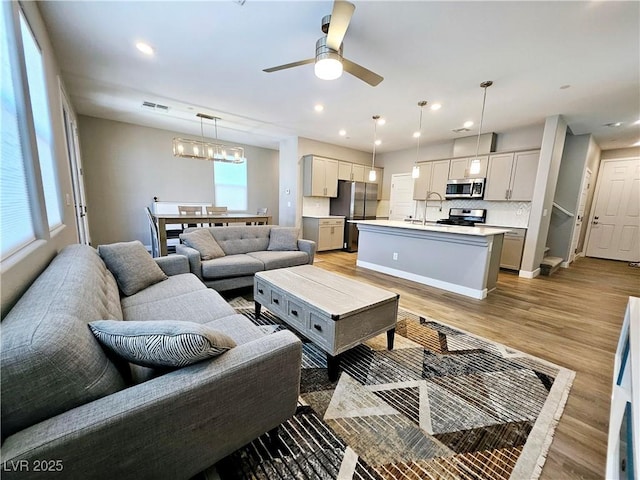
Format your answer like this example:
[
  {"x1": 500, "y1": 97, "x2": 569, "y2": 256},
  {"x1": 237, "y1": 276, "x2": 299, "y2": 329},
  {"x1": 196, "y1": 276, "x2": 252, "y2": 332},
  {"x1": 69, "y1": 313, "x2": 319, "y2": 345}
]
[
  {"x1": 389, "y1": 173, "x2": 416, "y2": 220},
  {"x1": 569, "y1": 168, "x2": 592, "y2": 262},
  {"x1": 586, "y1": 158, "x2": 640, "y2": 261},
  {"x1": 60, "y1": 80, "x2": 90, "y2": 244}
]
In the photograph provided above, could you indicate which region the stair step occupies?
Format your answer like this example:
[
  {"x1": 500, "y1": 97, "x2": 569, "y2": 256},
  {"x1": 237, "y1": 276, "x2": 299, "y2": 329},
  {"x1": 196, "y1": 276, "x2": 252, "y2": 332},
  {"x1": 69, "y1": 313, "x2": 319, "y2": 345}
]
[{"x1": 540, "y1": 256, "x2": 563, "y2": 276}]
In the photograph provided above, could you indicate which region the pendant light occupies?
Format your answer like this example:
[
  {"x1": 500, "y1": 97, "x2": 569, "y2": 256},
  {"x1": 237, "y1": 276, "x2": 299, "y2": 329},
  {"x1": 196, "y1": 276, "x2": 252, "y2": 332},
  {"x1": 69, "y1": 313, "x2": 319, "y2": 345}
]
[
  {"x1": 369, "y1": 115, "x2": 380, "y2": 182},
  {"x1": 412, "y1": 101, "x2": 427, "y2": 179},
  {"x1": 470, "y1": 81, "x2": 493, "y2": 175},
  {"x1": 172, "y1": 113, "x2": 245, "y2": 163}
]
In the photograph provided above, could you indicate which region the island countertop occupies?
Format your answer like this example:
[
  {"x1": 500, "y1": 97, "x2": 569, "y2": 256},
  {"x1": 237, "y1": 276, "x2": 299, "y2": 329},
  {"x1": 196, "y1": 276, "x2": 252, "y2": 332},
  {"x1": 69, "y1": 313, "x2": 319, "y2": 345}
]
[{"x1": 349, "y1": 219, "x2": 511, "y2": 237}]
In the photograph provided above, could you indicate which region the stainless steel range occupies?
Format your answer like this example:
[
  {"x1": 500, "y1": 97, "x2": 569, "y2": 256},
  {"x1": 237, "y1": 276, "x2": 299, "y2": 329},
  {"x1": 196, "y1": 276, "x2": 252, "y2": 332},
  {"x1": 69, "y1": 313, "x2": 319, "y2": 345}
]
[{"x1": 436, "y1": 208, "x2": 487, "y2": 226}]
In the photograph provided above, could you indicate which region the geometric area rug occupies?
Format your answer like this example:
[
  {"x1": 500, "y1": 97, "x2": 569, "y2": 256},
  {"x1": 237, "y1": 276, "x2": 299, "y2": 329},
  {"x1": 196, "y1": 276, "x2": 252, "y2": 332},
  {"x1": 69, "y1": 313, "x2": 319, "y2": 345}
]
[{"x1": 208, "y1": 298, "x2": 575, "y2": 480}]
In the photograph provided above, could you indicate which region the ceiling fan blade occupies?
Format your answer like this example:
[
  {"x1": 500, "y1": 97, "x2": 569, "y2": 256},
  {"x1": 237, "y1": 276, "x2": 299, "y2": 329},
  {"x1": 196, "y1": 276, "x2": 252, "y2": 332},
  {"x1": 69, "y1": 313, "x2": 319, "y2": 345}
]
[
  {"x1": 343, "y1": 58, "x2": 384, "y2": 86},
  {"x1": 263, "y1": 58, "x2": 314, "y2": 73},
  {"x1": 326, "y1": 0, "x2": 355, "y2": 51}
]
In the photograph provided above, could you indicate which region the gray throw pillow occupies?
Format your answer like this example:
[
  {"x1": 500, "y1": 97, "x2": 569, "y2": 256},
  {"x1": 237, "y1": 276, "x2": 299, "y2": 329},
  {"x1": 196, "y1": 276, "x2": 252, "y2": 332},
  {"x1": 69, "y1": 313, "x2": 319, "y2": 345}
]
[
  {"x1": 88, "y1": 320, "x2": 236, "y2": 368},
  {"x1": 98, "y1": 241, "x2": 167, "y2": 296},
  {"x1": 267, "y1": 227, "x2": 299, "y2": 251},
  {"x1": 179, "y1": 229, "x2": 225, "y2": 260}
]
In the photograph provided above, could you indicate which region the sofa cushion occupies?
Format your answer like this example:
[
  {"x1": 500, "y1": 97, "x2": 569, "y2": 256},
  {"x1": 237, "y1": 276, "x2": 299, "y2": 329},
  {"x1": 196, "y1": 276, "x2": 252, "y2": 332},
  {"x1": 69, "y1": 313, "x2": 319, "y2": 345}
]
[
  {"x1": 209, "y1": 226, "x2": 272, "y2": 255},
  {"x1": 122, "y1": 288, "x2": 237, "y2": 324},
  {"x1": 89, "y1": 320, "x2": 236, "y2": 368},
  {"x1": 247, "y1": 251, "x2": 310, "y2": 270},
  {"x1": 98, "y1": 241, "x2": 167, "y2": 296},
  {"x1": 201, "y1": 254, "x2": 265, "y2": 279},
  {"x1": 1, "y1": 245, "x2": 127, "y2": 439},
  {"x1": 267, "y1": 227, "x2": 300, "y2": 251},
  {"x1": 180, "y1": 229, "x2": 225, "y2": 260},
  {"x1": 121, "y1": 273, "x2": 206, "y2": 310},
  {"x1": 205, "y1": 314, "x2": 269, "y2": 345}
]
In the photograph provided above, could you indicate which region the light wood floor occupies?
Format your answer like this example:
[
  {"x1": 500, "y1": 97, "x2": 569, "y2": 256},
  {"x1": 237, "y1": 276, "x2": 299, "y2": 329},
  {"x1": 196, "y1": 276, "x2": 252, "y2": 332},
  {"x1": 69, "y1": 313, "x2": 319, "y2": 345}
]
[{"x1": 311, "y1": 251, "x2": 640, "y2": 479}]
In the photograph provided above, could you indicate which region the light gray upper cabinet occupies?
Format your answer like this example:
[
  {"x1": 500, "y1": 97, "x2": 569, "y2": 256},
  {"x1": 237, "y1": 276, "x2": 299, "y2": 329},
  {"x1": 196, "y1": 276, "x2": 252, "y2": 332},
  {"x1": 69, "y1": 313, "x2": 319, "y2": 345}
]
[
  {"x1": 413, "y1": 160, "x2": 450, "y2": 200},
  {"x1": 485, "y1": 150, "x2": 539, "y2": 201},
  {"x1": 303, "y1": 155, "x2": 339, "y2": 197},
  {"x1": 449, "y1": 156, "x2": 488, "y2": 179},
  {"x1": 338, "y1": 161, "x2": 366, "y2": 182}
]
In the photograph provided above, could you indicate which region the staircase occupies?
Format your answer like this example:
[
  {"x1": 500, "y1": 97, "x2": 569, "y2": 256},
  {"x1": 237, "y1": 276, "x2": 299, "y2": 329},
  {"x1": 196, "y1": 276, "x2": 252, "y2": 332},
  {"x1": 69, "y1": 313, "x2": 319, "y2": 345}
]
[{"x1": 540, "y1": 247, "x2": 563, "y2": 276}]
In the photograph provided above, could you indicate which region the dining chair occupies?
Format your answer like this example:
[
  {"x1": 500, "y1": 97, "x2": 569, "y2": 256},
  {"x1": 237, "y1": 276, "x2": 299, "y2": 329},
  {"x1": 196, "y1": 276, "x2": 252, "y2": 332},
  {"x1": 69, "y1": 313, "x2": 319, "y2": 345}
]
[
  {"x1": 256, "y1": 207, "x2": 268, "y2": 224},
  {"x1": 145, "y1": 207, "x2": 160, "y2": 257},
  {"x1": 178, "y1": 205, "x2": 203, "y2": 228},
  {"x1": 206, "y1": 206, "x2": 228, "y2": 226}
]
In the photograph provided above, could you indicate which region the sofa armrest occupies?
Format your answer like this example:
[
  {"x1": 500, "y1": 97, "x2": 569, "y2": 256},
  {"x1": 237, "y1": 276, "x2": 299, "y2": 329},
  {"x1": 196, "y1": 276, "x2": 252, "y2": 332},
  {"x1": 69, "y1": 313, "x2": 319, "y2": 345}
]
[
  {"x1": 297, "y1": 238, "x2": 316, "y2": 264},
  {"x1": 176, "y1": 244, "x2": 203, "y2": 280},
  {"x1": 1, "y1": 330, "x2": 302, "y2": 480},
  {"x1": 154, "y1": 254, "x2": 189, "y2": 276}
]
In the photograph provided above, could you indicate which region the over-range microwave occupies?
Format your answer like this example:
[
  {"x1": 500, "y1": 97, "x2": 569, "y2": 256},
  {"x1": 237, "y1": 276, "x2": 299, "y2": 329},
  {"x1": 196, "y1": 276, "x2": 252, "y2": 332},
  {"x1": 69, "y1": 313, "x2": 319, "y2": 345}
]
[{"x1": 445, "y1": 178, "x2": 486, "y2": 199}]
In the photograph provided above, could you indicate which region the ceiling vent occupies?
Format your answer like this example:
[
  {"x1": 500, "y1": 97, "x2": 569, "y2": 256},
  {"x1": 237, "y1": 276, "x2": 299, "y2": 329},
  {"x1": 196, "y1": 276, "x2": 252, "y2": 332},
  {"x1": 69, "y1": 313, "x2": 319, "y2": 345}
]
[
  {"x1": 142, "y1": 101, "x2": 169, "y2": 112},
  {"x1": 452, "y1": 127, "x2": 471, "y2": 133}
]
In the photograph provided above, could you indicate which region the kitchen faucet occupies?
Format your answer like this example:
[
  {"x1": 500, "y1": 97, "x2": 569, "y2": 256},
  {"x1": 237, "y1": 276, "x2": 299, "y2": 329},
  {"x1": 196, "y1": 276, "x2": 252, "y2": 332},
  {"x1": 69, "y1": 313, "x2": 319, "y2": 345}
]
[{"x1": 423, "y1": 191, "x2": 443, "y2": 225}]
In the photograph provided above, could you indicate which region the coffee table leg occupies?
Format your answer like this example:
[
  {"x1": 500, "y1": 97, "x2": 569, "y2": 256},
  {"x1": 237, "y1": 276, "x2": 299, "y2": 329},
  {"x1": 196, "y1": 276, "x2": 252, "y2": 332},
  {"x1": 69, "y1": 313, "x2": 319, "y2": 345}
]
[
  {"x1": 387, "y1": 328, "x2": 395, "y2": 350},
  {"x1": 255, "y1": 301, "x2": 262, "y2": 319},
  {"x1": 327, "y1": 354, "x2": 341, "y2": 382}
]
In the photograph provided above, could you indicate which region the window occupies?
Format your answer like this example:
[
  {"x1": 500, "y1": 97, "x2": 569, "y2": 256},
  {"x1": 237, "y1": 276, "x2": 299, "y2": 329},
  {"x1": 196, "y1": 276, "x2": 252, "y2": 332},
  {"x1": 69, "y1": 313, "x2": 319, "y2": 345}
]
[
  {"x1": 214, "y1": 161, "x2": 247, "y2": 211},
  {"x1": 19, "y1": 11, "x2": 61, "y2": 228},
  {"x1": 1, "y1": 4, "x2": 36, "y2": 258}
]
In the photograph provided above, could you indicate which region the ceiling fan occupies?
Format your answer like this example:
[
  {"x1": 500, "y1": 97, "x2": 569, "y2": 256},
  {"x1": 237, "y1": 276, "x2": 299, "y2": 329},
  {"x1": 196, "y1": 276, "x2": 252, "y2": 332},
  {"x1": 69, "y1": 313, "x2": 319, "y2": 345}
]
[{"x1": 263, "y1": 0, "x2": 383, "y2": 86}]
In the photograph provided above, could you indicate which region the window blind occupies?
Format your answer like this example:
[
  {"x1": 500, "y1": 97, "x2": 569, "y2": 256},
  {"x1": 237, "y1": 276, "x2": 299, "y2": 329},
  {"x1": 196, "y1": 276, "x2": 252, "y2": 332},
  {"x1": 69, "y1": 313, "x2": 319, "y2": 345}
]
[
  {"x1": 1, "y1": 6, "x2": 36, "y2": 258},
  {"x1": 214, "y1": 161, "x2": 248, "y2": 211},
  {"x1": 19, "y1": 11, "x2": 62, "y2": 229}
]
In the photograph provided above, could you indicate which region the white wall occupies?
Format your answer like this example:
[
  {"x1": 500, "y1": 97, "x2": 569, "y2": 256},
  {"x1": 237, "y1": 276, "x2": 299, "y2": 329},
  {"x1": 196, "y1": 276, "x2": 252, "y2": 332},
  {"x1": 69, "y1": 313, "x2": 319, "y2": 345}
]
[{"x1": 78, "y1": 116, "x2": 279, "y2": 246}]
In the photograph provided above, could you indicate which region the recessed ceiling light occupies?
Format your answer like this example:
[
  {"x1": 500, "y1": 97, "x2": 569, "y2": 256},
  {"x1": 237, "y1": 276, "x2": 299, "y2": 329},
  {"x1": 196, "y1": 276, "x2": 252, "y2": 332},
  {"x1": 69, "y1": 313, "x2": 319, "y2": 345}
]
[
  {"x1": 374, "y1": 139, "x2": 382, "y2": 146},
  {"x1": 338, "y1": 129, "x2": 346, "y2": 136},
  {"x1": 136, "y1": 42, "x2": 154, "y2": 56},
  {"x1": 314, "y1": 104, "x2": 324, "y2": 112},
  {"x1": 430, "y1": 103, "x2": 442, "y2": 111},
  {"x1": 463, "y1": 120, "x2": 474, "y2": 128},
  {"x1": 376, "y1": 118, "x2": 386, "y2": 126},
  {"x1": 413, "y1": 131, "x2": 421, "y2": 138}
]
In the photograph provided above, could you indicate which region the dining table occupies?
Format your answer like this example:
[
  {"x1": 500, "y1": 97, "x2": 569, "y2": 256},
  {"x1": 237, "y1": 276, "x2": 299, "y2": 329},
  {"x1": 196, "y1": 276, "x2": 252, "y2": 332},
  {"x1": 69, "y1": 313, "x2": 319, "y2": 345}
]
[{"x1": 152, "y1": 212, "x2": 273, "y2": 256}]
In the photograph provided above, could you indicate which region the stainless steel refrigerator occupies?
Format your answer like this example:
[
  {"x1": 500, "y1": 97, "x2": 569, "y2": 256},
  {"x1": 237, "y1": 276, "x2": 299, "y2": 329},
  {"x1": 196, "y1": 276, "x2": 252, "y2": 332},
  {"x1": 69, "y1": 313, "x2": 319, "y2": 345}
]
[{"x1": 330, "y1": 180, "x2": 378, "y2": 252}]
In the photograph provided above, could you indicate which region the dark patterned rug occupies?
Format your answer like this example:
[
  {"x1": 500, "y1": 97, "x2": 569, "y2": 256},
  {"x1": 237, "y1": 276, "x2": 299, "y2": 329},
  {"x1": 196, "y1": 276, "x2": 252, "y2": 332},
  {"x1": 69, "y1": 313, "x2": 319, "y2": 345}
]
[{"x1": 205, "y1": 299, "x2": 574, "y2": 480}]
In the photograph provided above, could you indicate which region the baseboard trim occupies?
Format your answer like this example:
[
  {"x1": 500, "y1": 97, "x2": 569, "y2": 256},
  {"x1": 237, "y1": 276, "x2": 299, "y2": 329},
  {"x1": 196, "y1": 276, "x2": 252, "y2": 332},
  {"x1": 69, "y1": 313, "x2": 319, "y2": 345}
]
[{"x1": 519, "y1": 268, "x2": 541, "y2": 279}]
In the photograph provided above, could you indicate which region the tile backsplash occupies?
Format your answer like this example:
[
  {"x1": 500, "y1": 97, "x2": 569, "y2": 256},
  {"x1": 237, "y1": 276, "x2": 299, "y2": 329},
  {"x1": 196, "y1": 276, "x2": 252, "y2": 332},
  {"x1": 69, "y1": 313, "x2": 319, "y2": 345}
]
[{"x1": 418, "y1": 199, "x2": 531, "y2": 228}]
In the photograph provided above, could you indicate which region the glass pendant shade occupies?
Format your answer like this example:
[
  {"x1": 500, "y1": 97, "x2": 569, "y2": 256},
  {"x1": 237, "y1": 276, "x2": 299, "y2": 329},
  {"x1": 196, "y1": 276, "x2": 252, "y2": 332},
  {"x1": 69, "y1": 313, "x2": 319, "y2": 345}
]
[
  {"x1": 412, "y1": 164, "x2": 420, "y2": 179},
  {"x1": 369, "y1": 115, "x2": 380, "y2": 182},
  {"x1": 368, "y1": 169, "x2": 377, "y2": 182}
]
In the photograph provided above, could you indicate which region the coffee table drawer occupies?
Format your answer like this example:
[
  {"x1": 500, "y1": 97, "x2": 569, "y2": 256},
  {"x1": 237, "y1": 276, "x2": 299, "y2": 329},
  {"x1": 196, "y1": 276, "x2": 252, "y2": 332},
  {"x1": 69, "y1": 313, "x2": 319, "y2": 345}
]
[
  {"x1": 255, "y1": 279, "x2": 270, "y2": 304},
  {"x1": 286, "y1": 299, "x2": 306, "y2": 329},
  {"x1": 307, "y1": 311, "x2": 335, "y2": 351}
]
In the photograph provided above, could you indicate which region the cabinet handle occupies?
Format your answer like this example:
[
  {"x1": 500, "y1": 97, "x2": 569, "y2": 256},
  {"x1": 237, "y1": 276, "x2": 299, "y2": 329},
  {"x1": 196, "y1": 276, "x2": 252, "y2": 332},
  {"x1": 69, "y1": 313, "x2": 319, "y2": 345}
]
[
  {"x1": 313, "y1": 324, "x2": 322, "y2": 332},
  {"x1": 273, "y1": 298, "x2": 279, "y2": 305},
  {"x1": 291, "y1": 309, "x2": 298, "y2": 316},
  {"x1": 258, "y1": 288, "x2": 264, "y2": 295}
]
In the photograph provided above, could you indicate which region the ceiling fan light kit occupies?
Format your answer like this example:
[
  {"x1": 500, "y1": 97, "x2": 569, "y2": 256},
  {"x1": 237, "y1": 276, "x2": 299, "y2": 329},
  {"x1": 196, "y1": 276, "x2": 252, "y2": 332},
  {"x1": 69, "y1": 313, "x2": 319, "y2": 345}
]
[
  {"x1": 263, "y1": 0, "x2": 383, "y2": 86},
  {"x1": 172, "y1": 113, "x2": 245, "y2": 164}
]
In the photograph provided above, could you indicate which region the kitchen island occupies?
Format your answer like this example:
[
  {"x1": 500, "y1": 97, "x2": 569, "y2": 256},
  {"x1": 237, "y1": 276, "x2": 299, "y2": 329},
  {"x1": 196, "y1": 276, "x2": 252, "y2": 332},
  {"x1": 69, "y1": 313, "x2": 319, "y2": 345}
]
[{"x1": 352, "y1": 220, "x2": 511, "y2": 299}]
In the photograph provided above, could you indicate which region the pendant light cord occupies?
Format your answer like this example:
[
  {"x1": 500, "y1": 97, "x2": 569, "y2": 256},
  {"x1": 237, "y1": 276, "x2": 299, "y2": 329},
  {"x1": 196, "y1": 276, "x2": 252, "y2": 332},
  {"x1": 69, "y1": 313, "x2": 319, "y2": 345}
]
[
  {"x1": 416, "y1": 101, "x2": 426, "y2": 162},
  {"x1": 372, "y1": 115, "x2": 379, "y2": 169},
  {"x1": 474, "y1": 81, "x2": 493, "y2": 159}
]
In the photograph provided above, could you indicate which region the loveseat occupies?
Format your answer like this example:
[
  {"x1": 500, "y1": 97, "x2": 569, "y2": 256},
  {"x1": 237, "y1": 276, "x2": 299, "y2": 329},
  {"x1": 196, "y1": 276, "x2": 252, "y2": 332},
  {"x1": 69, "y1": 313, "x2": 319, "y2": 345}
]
[
  {"x1": 0, "y1": 243, "x2": 302, "y2": 479},
  {"x1": 177, "y1": 225, "x2": 316, "y2": 292}
]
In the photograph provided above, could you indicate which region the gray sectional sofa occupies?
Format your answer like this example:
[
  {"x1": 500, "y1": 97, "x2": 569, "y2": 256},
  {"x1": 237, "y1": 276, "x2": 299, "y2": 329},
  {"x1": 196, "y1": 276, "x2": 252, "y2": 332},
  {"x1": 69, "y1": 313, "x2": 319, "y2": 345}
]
[
  {"x1": 177, "y1": 225, "x2": 316, "y2": 292},
  {"x1": 0, "y1": 244, "x2": 302, "y2": 480}
]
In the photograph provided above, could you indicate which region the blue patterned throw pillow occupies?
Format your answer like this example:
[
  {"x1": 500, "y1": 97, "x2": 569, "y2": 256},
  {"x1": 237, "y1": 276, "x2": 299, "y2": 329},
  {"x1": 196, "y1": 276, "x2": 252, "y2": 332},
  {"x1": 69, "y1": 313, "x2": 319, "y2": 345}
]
[{"x1": 89, "y1": 320, "x2": 236, "y2": 368}]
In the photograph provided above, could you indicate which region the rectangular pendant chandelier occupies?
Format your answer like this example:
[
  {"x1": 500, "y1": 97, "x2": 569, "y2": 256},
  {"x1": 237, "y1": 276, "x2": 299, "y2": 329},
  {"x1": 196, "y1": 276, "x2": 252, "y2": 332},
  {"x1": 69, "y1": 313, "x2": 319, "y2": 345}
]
[{"x1": 172, "y1": 113, "x2": 245, "y2": 163}]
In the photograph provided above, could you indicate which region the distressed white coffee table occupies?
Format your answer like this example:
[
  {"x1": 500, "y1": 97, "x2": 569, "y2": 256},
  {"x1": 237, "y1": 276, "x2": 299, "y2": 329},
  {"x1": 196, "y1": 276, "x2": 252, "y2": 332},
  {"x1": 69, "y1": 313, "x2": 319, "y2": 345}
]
[{"x1": 254, "y1": 265, "x2": 399, "y2": 381}]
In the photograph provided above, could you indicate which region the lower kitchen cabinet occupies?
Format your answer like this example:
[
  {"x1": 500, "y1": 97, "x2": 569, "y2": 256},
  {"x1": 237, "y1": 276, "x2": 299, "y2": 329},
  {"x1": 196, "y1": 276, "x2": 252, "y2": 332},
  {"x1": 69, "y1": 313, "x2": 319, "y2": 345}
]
[
  {"x1": 302, "y1": 217, "x2": 345, "y2": 251},
  {"x1": 500, "y1": 228, "x2": 526, "y2": 270}
]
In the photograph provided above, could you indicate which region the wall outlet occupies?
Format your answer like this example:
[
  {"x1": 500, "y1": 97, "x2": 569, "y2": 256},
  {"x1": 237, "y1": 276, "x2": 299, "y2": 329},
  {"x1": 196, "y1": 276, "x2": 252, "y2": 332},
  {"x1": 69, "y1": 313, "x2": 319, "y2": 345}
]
[{"x1": 392, "y1": 252, "x2": 398, "y2": 260}]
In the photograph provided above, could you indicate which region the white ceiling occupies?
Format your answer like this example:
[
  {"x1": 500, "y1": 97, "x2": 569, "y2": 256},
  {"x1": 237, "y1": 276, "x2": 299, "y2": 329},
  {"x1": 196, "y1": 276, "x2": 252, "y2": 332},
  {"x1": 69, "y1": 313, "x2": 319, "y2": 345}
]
[{"x1": 38, "y1": 1, "x2": 640, "y2": 153}]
